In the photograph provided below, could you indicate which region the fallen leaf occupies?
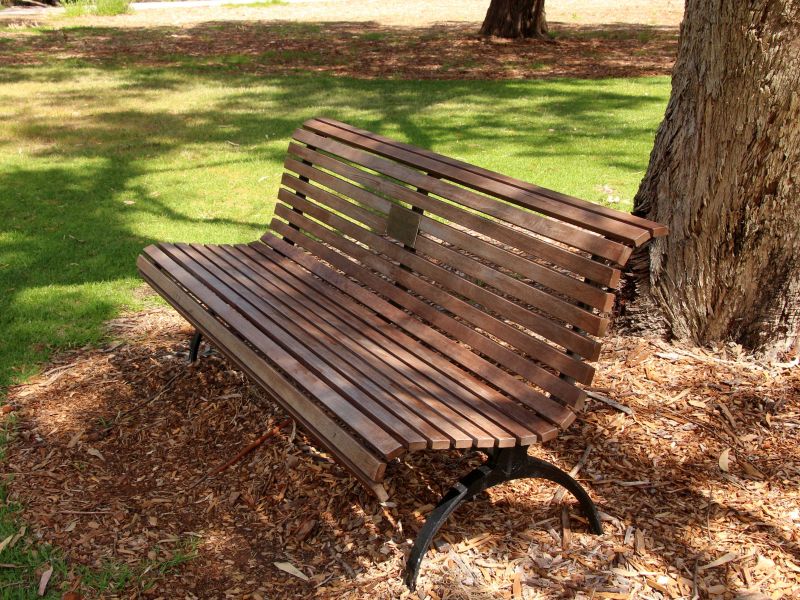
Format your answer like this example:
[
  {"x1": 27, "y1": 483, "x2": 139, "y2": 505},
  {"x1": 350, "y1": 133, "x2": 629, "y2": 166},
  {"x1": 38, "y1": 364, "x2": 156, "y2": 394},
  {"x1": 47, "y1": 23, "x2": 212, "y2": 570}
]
[
  {"x1": 38, "y1": 564, "x2": 53, "y2": 596},
  {"x1": 785, "y1": 560, "x2": 800, "y2": 573},
  {"x1": 634, "y1": 528, "x2": 645, "y2": 554},
  {"x1": 700, "y1": 551, "x2": 739, "y2": 571},
  {"x1": 0, "y1": 534, "x2": 13, "y2": 554},
  {"x1": 8, "y1": 526, "x2": 25, "y2": 550},
  {"x1": 273, "y1": 561, "x2": 309, "y2": 581},
  {"x1": 740, "y1": 460, "x2": 765, "y2": 479},
  {"x1": 66, "y1": 431, "x2": 83, "y2": 449},
  {"x1": 294, "y1": 519, "x2": 316, "y2": 542},
  {"x1": 718, "y1": 448, "x2": 731, "y2": 472},
  {"x1": 755, "y1": 555, "x2": 775, "y2": 572},
  {"x1": 512, "y1": 571, "x2": 522, "y2": 599},
  {"x1": 85, "y1": 447, "x2": 105, "y2": 461},
  {"x1": 62, "y1": 593, "x2": 83, "y2": 600}
]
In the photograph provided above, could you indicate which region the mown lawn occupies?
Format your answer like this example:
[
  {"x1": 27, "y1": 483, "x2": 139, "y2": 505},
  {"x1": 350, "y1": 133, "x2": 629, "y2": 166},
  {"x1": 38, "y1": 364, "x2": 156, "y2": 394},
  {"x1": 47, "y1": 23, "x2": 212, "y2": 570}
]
[
  {"x1": 0, "y1": 64, "x2": 669, "y2": 393},
  {"x1": 0, "y1": 61, "x2": 668, "y2": 596}
]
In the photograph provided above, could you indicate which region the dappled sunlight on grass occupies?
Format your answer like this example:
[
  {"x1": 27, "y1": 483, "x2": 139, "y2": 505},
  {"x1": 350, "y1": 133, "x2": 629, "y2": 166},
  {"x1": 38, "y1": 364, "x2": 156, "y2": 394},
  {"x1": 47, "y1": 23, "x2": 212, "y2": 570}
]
[{"x1": 0, "y1": 63, "x2": 669, "y2": 393}]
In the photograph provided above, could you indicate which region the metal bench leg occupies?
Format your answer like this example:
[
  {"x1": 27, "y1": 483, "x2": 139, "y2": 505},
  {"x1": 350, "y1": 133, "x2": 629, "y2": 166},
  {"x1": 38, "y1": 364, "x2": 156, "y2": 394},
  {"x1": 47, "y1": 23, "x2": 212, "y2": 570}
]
[
  {"x1": 188, "y1": 330, "x2": 203, "y2": 364},
  {"x1": 404, "y1": 446, "x2": 602, "y2": 590}
]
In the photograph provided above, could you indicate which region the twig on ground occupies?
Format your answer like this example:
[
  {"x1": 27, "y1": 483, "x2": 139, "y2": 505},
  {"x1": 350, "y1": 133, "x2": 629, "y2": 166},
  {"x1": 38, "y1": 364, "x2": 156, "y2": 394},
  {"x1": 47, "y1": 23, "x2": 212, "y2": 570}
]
[
  {"x1": 586, "y1": 390, "x2": 634, "y2": 415},
  {"x1": 187, "y1": 418, "x2": 292, "y2": 490}
]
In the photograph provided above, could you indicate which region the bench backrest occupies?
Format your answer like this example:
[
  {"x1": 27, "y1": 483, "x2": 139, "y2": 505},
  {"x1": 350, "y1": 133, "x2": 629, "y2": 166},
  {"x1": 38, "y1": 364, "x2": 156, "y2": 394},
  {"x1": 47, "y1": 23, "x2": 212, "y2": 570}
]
[{"x1": 270, "y1": 118, "x2": 666, "y2": 420}]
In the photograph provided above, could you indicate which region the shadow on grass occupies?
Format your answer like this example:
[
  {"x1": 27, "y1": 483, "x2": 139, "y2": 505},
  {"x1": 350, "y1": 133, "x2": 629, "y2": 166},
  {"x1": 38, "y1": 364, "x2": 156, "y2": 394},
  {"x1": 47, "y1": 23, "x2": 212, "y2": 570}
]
[{"x1": 0, "y1": 59, "x2": 668, "y2": 391}]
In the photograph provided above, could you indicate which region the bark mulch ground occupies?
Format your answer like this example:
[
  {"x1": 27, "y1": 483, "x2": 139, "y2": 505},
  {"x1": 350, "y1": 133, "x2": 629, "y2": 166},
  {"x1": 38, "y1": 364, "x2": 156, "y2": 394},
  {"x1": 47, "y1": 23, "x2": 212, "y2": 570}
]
[
  {"x1": 4, "y1": 306, "x2": 799, "y2": 599},
  {"x1": 1, "y1": 21, "x2": 677, "y2": 80}
]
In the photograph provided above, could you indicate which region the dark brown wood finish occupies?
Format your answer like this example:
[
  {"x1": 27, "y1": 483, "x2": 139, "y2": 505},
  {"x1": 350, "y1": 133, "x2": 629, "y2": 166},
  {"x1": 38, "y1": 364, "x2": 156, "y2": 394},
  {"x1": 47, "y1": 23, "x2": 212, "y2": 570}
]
[
  {"x1": 137, "y1": 118, "x2": 667, "y2": 498},
  {"x1": 312, "y1": 117, "x2": 669, "y2": 239}
]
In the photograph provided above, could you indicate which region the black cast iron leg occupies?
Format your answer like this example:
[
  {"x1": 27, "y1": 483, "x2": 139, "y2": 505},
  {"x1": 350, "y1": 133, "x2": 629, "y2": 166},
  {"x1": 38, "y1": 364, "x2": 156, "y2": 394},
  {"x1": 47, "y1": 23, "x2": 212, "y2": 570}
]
[
  {"x1": 404, "y1": 464, "x2": 497, "y2": 589},
  {"x1": 188, "y1": 330, "x2": 203, "y2": 364},
  {"x1": 514, "y1": 456, "x2": 603, "y2": 535},
  {"x1": 403, "y1": 447, "x2": 603, "y2": 590}
]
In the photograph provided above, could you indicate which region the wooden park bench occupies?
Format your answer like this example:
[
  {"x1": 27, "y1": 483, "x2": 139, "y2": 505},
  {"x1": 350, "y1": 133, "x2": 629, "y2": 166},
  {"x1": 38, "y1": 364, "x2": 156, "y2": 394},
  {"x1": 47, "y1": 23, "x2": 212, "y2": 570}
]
[{"x1": 137, "y1": 118, "x2": 667, "y2": 589}]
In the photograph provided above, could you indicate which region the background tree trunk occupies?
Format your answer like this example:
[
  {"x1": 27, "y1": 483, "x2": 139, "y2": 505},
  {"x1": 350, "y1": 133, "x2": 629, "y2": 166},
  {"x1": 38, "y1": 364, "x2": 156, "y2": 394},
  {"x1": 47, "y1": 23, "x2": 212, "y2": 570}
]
[
  {"x1": 623, "y1": 0, "x2": 800, "y2": 357},
  {"x1": 480, "y1": 0, "x2": 548, "y2": 39}
]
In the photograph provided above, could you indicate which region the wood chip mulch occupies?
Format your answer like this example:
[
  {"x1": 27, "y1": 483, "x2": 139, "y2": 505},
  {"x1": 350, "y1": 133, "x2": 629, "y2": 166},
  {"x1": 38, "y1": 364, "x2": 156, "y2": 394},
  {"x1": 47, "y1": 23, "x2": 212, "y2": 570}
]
[{"x1": 3, "y1": 307, "x2": 799, "y2": 599}]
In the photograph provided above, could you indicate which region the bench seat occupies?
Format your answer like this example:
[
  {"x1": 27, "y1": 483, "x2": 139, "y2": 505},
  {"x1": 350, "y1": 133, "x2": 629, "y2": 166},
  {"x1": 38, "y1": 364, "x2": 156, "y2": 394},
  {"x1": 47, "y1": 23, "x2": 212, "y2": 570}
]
[{"x1": 139, "y1": 231, "x2": 580, "y2": 491}]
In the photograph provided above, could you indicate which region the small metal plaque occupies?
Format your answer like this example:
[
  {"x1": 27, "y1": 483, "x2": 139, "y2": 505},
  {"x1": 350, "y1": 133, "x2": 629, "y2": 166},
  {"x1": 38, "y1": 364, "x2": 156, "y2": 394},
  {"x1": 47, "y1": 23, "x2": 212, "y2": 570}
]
[{"x1": 386, "y1": 204, "x2": 421, "y2": 248}]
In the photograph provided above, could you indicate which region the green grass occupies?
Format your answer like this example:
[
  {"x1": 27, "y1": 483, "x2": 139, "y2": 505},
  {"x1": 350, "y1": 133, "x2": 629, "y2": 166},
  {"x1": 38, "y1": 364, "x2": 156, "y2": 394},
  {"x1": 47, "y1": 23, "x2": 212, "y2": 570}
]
[
  {"x1": 0, "y1": 60, "x2": 670, "y2": 594},
  {"x1": 359, "y1": 31, "x2": 391, "y2": 42},
  {"x1": 61, "y1": 0, "x2": 130, "y2": 17}
]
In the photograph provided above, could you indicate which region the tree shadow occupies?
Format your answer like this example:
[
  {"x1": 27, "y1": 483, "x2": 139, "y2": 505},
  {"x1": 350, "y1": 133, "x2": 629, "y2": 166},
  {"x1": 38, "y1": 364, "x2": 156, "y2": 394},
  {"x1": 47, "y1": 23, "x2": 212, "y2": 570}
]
[
  {"x1": 2, "y1": 19, "x2": 679, "y2": 80},
  {"x1": 8, "y1": 318, "x2": 797, "y2": 597}
]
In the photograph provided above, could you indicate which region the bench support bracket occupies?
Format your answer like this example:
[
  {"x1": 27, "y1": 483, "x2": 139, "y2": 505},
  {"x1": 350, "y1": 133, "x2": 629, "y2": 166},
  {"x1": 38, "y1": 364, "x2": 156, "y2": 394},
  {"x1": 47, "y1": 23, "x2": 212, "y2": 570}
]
[
  {"x1": 188, "y1": 330, "x2": 203, "y2": 363},
  {"x1": 404, "y1": 446, "x2": 602, "y2": 590}
]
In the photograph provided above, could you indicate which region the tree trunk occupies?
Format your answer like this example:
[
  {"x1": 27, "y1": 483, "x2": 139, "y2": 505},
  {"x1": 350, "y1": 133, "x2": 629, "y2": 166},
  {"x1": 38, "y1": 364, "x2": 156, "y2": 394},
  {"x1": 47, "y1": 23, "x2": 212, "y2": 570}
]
[
  {"x1": 623, "y1": 0, "x2": 800, "y2": 357},
  {"x1": 480, "y1": 0, "x2": 548, "y2": 39}
]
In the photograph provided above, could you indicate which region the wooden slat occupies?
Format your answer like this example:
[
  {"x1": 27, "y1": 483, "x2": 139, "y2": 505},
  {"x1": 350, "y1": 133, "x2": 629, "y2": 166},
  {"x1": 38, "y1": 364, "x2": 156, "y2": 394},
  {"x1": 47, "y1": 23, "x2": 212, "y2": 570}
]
[
  {"x1": 285, "y1": 146, "x2": 621, "y2": 288},
  {"x1": 271, "y1": 214, "x2": 587, "y2": 411},
  {"x1": 300, "y1": 121, "x2": 644, "y2": 258},
  {"x1": 163, "y1": 243, "x2": 434, "y2": 452},
  {"x1": 282, "y1": 172, "x2": 609, "y2": 335},
  {"x1": 285, "y1": 156, "x2": 614, "y2": 312},
  {"x1": 293, "y1": 128, "x2": 632, "y2": 265},
  {"x1": 178, "y1": 245, "x2": 463, "y2": 450},
  {"x1": 274, "y1": 206, "x2": 590, "y2": 405},
  {"x1": 418, "y1": 218, "x2": 615, "y2": 313},
  {"x1": 137, "y1": 252, "x2": 394, "y2": 478},
  {"x1": 142, "y1": 244, "x2": 408, "y2": 459},
  {"x1": 275, "y1": 191, "x2": 602, "y2": 361},
  {"x1": 202, "y1": 243, "x2": 510, "y2": 449},
  {"x1": 316, "y1": 117, "x2": 669, "y2": 240},
  {"x1": 254, "y1": 237, "x2": 565, "y2": 438},
  {"x1": 258, "y1": 234, "x2": 568, "y2": 435},
  {"x1": 229, "y1": 243, "x2": 545, "y2": 444}
]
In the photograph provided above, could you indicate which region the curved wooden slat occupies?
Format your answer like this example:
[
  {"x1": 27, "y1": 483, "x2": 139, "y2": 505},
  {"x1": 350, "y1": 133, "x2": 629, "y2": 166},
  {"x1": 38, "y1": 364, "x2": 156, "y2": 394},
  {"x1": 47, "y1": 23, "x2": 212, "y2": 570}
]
[
  {"x1": 315, "y1": 117, "x2": 668, "y2": 240},
  {"x1": 301, "y1": 120, "x2": 648, "y2": 256},
  {"x1": 292, "y1": 127, "x2": 633, "y2": 265}
]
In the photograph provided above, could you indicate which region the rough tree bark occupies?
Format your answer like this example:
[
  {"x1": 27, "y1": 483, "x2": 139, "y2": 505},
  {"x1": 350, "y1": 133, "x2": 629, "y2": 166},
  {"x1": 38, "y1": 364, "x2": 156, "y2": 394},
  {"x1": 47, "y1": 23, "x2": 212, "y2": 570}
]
[
  {"x1": 480, "y1": 0, "x2": 548, "y2": 39},
  {"x1": 623, "y1": 0, "x2": 800, "y2": 357}
]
